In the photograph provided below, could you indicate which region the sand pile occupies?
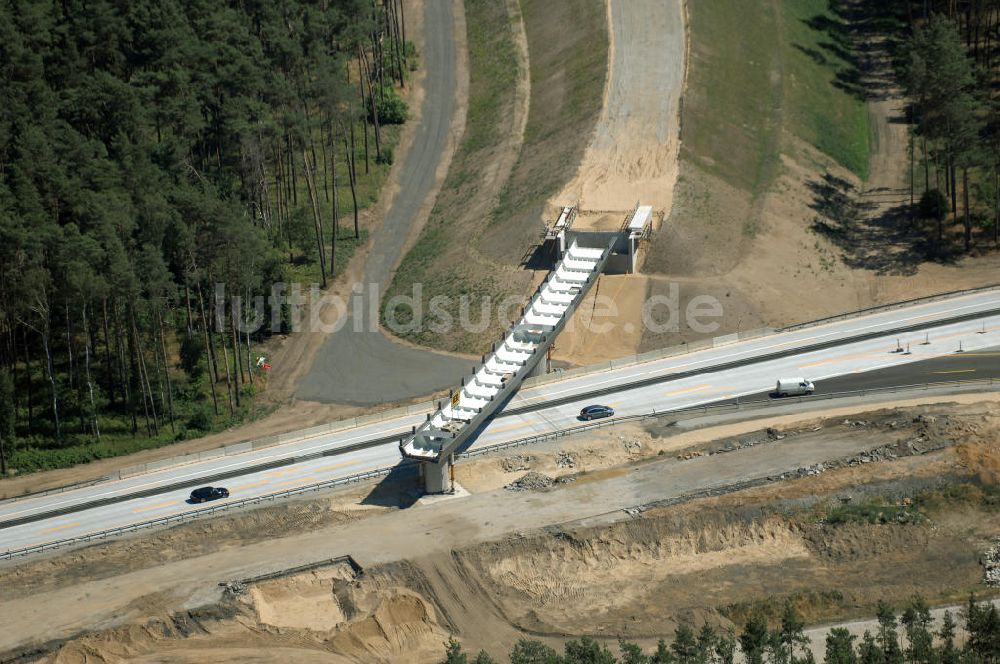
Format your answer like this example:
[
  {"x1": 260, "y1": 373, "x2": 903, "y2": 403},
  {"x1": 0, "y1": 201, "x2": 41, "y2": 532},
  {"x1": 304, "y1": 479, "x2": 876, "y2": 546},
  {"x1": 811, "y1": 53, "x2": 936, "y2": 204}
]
[{"x1": 249, "y1": 564, "x2": 355, "y2": 631}]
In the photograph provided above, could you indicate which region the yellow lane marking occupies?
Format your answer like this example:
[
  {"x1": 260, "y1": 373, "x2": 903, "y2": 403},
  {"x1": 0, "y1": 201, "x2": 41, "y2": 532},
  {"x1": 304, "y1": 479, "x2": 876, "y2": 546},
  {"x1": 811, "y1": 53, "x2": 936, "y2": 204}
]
[
  {"x1": 932, "y1": 369, "x2": 976, "y2": 374},
  {"x1": 772, "y1": 336, "x2": 818, "y2": 348},
  {"x1": 799, "y1": 352, "x2": 880, "y2": 369},
  {"x1": 272, "y1": 476, "x2": 316, "y2": 488},
  {"x1": 41, "y1": 522, "x2": 79, "y2": 534},
  {"x1": 665, "y1": 384, "x2": 712, "y2": 397},
  {"x1": 231, "y1": 480, "x2": 269, "y2": 491},
  {"x1": 315, "y1": 459, "x2": 363, "y2": 473},
  {"x1": 264, "y1": 468, "x2": 300, "y2": 478},
  {"x1": 487, "y1": 421, "x2": 528, "y2": 434},
  {"x1": 132, "y1": 500, "x2": 178, "y2": 514}
]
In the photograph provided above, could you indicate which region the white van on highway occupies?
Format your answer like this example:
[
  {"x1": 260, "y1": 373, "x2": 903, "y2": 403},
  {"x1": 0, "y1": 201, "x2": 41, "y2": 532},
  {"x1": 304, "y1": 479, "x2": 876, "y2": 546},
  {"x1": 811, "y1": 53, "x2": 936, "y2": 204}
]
[{"x1": 775, "y1": 377, "x2": 815, "y2": 397}]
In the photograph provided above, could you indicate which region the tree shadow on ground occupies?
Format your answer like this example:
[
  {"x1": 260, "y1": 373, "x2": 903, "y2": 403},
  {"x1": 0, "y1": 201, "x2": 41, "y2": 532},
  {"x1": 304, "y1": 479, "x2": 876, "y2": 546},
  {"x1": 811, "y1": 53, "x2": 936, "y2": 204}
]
[
  {"x1": 808, "y1": 172, "x2": 941, "y2": 275},
  {"x1": 800, "y1": 0, "x2": 908, "y2": 103}
]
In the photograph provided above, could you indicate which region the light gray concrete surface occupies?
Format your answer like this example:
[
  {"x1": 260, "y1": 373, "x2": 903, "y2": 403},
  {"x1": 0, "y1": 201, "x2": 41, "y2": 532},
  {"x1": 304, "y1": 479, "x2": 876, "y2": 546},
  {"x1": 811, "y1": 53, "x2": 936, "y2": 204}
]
[{"x1": 296, "y1": 0, "x2": 470, "y2": 405}]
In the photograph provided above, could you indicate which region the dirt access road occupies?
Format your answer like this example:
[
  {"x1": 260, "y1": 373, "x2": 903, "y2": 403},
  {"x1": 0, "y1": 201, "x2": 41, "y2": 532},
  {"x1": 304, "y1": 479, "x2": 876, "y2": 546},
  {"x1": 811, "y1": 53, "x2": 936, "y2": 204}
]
[
  {"x1": 552, "y1": 0, "x2": 687, "y2": 364},
  {"x1": 295, "y1": 0, "x2": 471, "y2": 406},
  {"x1": 558, "y1": 0, "x2": 685, "y2": 214}
]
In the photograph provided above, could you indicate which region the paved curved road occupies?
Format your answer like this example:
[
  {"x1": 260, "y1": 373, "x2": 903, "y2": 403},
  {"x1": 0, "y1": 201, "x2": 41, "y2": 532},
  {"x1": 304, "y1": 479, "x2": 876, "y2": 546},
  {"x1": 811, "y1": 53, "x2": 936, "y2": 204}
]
[{"x1": 297, "y1": 0, "x2": 469, "y2": 405}]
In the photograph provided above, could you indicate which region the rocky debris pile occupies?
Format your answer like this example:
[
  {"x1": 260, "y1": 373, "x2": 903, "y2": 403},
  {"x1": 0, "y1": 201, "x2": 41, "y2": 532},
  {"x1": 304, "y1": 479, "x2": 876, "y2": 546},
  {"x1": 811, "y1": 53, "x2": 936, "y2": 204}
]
[
  {"x1": 983, "y1": 538, "x2": 1000, "y2": 587},
  {"x1": 221, "y1": 581, "x2": 248, "y2": 596},
  {"x1": 843, "y1": 419, "x2": 870, "y2": 428},
  {"x1": 704, "y1": 425, "x2": 804, "y2": 456},
  {"x1": 619, "y1": 436, "x2": 643, "y2": 454},
  {"x1": 847, "y1": 446, "x2": 895, "y2": 465},
  {"x1": 556, "y1": 452, "x2": 576, "y2": 469},
  {"x1": 500, "y1": 455, "x2": 532, "y2": 473},
  {"x1": 505, "y1": 472, "x2": 555, "y2": 492},
  {"x1": 677, "y1": 450, "x2": 705, "y2": 460},
  {"x1": 784, "y1": 431, "x2": 957, "y2": 481},
  {"x1": 796, "y1": 463, "x2": 827, "y2": 477}
]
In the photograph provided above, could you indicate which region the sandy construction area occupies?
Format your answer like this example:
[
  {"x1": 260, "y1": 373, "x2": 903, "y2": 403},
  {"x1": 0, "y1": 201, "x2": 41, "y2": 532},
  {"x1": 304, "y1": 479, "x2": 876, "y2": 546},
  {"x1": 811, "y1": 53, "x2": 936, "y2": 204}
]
[
  {"x1": 4, "y1": 394, "x2": 1000, "y2": 662},
  {"x1": 7, "y1": 397, "x2": 1000, "y2": 662},
  {"x1": 549, "y1": 0, "x2": 686, "y2": 366}
]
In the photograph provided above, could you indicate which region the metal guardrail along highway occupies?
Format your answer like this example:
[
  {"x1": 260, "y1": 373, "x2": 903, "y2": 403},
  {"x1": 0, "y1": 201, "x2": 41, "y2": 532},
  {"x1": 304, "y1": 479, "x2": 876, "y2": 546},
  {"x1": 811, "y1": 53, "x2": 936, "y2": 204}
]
[
  {"x1": 92, "y1": 283, "x2": 1000, "y2": 486},
  {"x1": 4, "y1": 298, "x2": 999, "y2": 532},
  {"x1": 0, "y1": 431, "x2": 406, "y2": 530},
  {"x1": 461, "y1": 377, "x2": 1000, "y2": 458},
  {"x1": 1, "y1": 464, "x2": 405, "y2": 561},
  {"x1": 4, "y1": 377, "x2": 997, "y2": 561}
]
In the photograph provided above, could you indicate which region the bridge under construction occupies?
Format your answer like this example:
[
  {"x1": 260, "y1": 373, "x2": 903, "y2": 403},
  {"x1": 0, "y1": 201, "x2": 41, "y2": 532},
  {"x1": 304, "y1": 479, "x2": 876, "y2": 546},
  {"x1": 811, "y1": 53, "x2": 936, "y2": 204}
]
[{"x1": 400, "y1": 204, "x2": 654, "y2": 492}]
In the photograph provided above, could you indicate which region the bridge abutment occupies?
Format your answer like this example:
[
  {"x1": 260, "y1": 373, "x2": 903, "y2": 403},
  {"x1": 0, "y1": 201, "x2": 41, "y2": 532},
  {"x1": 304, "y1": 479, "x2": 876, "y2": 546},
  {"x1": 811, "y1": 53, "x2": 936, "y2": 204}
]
[{"x1": 420, "y1": 457, "x2": 453, "y2": 494}]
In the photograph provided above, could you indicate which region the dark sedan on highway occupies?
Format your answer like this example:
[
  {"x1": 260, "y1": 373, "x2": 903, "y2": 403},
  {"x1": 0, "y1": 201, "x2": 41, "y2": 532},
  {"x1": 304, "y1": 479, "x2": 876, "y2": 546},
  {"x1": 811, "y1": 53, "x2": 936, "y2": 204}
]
[
  {"x1": 579, "y1": 404, "x2": 615, "y2": 421},
  {"x1": 189, "y1": 486, "x2": 230, "y2": 503}
]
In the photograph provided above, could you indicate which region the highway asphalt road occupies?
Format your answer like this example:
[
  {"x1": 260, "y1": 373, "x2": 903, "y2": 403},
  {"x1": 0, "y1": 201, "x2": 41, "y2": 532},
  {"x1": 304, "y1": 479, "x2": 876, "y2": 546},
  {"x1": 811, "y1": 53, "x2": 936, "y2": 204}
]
[
  {"x1": 2, "y1": 291, "x2": 999, "y2": 554},
  {"x1": 296, "y1": 0, "x2": 470, "y2": 405}
]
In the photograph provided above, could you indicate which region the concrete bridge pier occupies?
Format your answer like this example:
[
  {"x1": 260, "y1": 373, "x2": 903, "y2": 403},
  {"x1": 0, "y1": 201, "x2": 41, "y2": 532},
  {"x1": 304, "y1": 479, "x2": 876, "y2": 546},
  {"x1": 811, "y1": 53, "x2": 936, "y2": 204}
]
[{"x1": 420, "y1": 456, "x2": 454, "y2": 494}]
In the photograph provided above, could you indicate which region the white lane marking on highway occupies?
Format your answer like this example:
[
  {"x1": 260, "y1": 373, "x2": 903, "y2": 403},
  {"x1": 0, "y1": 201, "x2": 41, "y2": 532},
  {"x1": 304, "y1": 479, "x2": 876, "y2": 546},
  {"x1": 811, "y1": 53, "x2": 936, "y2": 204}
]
[
  {"x1": 812, "y1": 372, "x2": 843, "y2": 381},
  {"x1": 932, "y1": 369, "x2": 976, "y2": 374}
]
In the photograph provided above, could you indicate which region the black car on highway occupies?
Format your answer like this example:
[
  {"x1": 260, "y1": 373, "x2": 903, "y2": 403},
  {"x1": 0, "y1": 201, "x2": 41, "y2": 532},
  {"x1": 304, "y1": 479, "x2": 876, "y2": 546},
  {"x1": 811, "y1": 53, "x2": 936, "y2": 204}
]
[
  {"x1": 579, "y1": 404, "x2": 615, "y2": 421},
  {"x1": 189, "y1": 486, "x2": 230, "y2": 503}
]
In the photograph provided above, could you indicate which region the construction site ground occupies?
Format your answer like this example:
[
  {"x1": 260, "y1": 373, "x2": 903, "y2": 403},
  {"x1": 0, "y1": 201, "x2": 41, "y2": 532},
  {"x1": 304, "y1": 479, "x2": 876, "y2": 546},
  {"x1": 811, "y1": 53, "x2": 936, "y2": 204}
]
[{"x1": 4, "y1": 392, "x2": 1000, "y2": 662}]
